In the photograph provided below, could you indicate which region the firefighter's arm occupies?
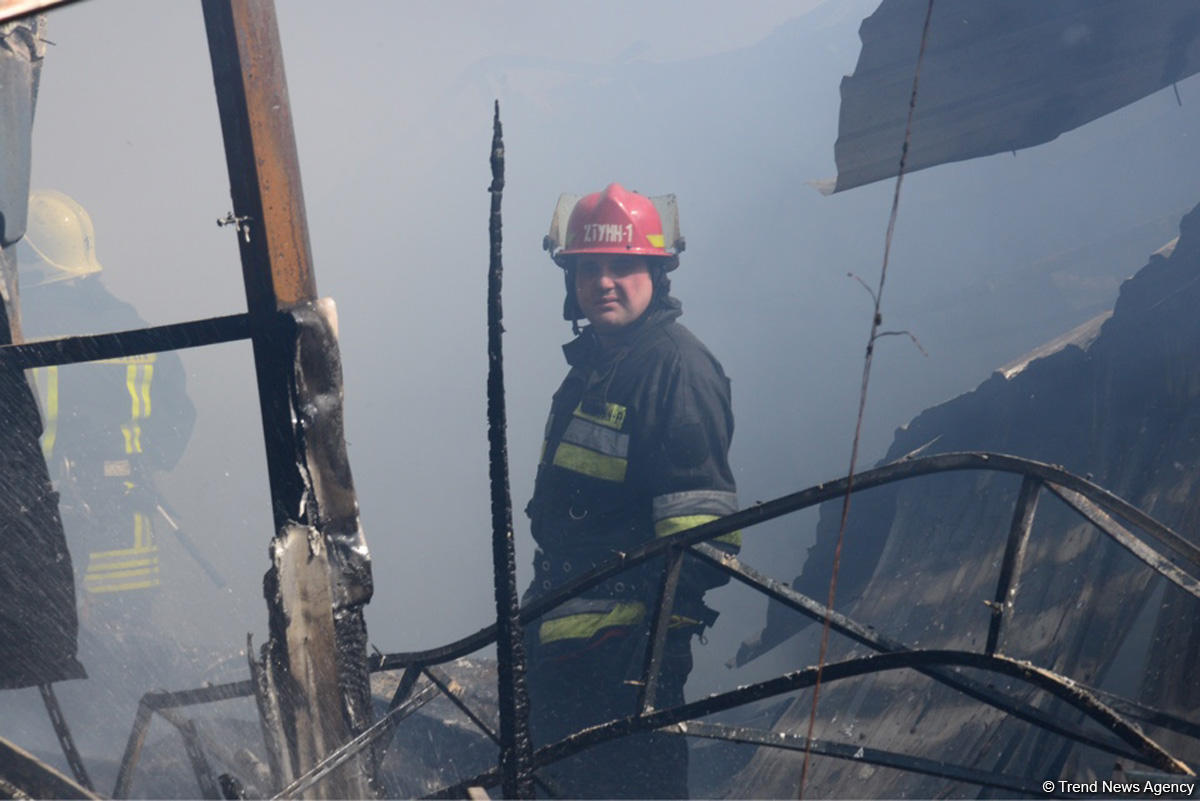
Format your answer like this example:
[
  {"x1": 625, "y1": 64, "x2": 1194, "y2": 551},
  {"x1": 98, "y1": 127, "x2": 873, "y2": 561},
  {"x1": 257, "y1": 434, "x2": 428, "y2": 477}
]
[{"x1": 647, "y1": 352, "x2": 739, "y2": 616}]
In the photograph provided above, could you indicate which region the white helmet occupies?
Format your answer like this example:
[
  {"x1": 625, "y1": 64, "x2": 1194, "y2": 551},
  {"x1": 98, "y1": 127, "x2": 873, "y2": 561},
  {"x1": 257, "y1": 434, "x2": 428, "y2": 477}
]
[{"x1": 24, "y1": 189, "x2": 103, "y2": 280}]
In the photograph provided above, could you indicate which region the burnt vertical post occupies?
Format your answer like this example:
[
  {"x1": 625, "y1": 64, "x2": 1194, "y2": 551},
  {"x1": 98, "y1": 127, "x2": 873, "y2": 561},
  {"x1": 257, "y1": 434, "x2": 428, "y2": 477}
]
[
  {"x1": 986, "y1": 475, "x2": 1041, "y2": 655},
  {"x1": 486, "y1": 101, "x2": 534, "y2": 799},
  {"x1": 201, "y1": 1, "x2": 374, "y2": 796}
]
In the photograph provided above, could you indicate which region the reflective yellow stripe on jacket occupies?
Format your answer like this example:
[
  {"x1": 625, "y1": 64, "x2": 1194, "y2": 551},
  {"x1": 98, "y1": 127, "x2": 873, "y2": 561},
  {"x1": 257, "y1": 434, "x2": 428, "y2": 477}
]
[
  {"x1": 31, "y1": 365, "x2": 59, "y2": 460},
  {"x1": 548, "y1": 402, "x2": 630, "y2": 482},
  {"x1": 539, "y1": 600, "x2": 646, "y2": 644},
  {"x1": 652, "y1": 489, "x2": 741, "y2": 548},
  {"x1": 83, "y1": 511, "x2": 160, "y2": 594},
  {"x1": 537, "y1": 600, "x2": 702, "y2": 644},
  {"x1": 112, "y1": 354, "x2": 157, "y2": 455}
]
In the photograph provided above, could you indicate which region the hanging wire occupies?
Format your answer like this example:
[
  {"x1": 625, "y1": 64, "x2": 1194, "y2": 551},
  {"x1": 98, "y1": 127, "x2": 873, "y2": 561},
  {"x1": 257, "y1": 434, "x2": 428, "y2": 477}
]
[{"x1": 798, "y1": 0, "x2": 938, "y2": 795}]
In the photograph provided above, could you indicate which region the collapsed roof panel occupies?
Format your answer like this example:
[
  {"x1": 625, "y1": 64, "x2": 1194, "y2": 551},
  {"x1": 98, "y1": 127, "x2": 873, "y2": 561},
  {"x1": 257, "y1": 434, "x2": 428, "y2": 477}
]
[
  {"x1": 830, "y1": 0, "x2": 1200, "y2": 193},
  {"x1": 732, "y1": 199, "x2": 1200, "y2": 796}
]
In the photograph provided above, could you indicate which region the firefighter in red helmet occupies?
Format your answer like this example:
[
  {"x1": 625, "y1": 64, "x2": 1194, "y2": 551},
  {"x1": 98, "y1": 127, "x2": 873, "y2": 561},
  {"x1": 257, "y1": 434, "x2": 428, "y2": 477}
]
[{"x1": 525, "y1": 183, "x2": 740, "y2": 798}]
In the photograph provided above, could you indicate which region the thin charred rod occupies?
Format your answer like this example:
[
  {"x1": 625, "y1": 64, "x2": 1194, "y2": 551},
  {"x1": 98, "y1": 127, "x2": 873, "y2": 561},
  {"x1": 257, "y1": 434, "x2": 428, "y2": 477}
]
[
  {"x1": 388, "y1": 665, "x2": 424, "y2": 712},
  {"x1": 154, "y1": 708, "x2": 222, "y2": 800},
  {"x1": 425, "y1": 666, "x2": 503, "y2": 746},
  {"x1": 485, "y1": 100, "x2": 534, "y2": 799},
  {"x1": 668, "y1": 722, "x2": 1053, "y2": 797},
  {"x1": 140, "y1": 680, "x2": 255, "y2": 710},
  {"x1": 1047, "y1": 482, "x2": 1200, "y2": 600},
  {"x1": 375, "y1": 665, "x2": 426, "y2": 757},
  {"x1": 113, "y1": 701, "x2": 154, "y2": 799},
  {"x1": 637, "y1": 548, "x2": 685, "y2": 713},
  {"x1": 421, "y1": 668, "x2": 564, "y2": 798},
  {"x1": 38, "y1": 684, "x2": 93, "y2": 792},
  {"x1": 986, "y1": 475, "x2": 1042, "y2": 654}
]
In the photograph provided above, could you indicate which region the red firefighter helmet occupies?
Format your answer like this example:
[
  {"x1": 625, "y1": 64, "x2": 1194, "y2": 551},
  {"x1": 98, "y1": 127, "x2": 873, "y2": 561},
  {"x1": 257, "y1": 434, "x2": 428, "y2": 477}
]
[{"x1": 554, "y1": 183, "x2": 678, "y2": 270}]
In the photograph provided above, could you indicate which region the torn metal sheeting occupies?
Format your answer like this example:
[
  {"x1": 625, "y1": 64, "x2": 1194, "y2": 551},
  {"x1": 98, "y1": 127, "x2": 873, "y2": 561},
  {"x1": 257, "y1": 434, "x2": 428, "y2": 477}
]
[{"x1": 830, "y1": 1, "x2": 1200, "y2": 192}]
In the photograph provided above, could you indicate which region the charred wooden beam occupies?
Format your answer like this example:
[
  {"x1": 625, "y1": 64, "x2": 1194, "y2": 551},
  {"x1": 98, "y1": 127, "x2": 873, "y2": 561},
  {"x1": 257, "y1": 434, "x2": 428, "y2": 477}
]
[
  {"x1": 0, "y1": 313, "x2": 250, "y2": 369},
  {"x1": 201, "y1": 1, "x2": 373, "y2": 796},
  {"x1": 246, "y1": 633, "x2": 290, "y2": 790},
  {"x1": 484, "y1": 101, "x2": 534, "y2": 798}
]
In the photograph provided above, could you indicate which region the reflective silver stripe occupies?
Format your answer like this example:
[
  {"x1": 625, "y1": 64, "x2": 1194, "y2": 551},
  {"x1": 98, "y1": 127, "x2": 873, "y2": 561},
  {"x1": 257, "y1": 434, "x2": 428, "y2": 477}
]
[
  {"x1": 561, "y1": 417, "x2": 629, "y2": 458},
  {"x1": 541, "y1": 596, "x2": 625, "y2": 623},
  {"x1": 652, "y1": 489, "x2": 738, "y2": 521}
]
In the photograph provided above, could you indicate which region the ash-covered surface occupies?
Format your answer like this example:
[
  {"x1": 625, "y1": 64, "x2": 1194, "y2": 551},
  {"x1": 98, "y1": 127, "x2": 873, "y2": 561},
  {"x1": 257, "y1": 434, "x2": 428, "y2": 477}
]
[
  {"x1": 6, "y1": 656, "x2": 505, "y2": 799},
  {"x1": 373, "y1": 658, "x2": 501, "y2": 798}
]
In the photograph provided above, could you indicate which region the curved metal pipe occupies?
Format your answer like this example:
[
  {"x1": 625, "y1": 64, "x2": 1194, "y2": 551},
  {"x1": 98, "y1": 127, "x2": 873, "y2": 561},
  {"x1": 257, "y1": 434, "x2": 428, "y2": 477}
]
[
  {"x1": 373, "y1": 451, "x2": 1199, "y2": 671},
  {"x1": 427, "y1": 649, "x2": 1193, "y2": 798}
]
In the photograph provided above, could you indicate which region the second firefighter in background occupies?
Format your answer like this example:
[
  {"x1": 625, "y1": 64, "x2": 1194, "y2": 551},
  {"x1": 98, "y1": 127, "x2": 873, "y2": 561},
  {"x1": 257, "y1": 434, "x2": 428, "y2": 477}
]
[
  {"x1": 525, "y1": 183, "x2": 739, "y2": 798},
  {"x1": 19, "y1": 189, "x2": 195, "y2": 631}
]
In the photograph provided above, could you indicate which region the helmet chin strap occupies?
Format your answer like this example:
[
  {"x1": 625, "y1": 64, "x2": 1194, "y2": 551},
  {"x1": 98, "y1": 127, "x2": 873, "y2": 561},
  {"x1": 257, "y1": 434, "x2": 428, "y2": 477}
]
[
  {"x1": 650, "y1": 263, "x2": 671, "y2": 307},
  {"x1": 562, "y1": 266, "x2": 583, "y2": 331}
]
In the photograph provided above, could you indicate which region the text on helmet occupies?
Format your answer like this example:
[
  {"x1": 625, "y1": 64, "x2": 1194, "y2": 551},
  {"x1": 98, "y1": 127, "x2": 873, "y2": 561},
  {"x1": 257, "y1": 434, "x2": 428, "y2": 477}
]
[{"x1": 582, "y1": 223, "x2": 633, "y2": 245}]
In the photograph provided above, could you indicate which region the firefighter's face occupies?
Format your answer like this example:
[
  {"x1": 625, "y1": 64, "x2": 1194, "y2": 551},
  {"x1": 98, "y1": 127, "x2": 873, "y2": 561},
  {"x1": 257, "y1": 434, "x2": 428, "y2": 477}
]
[{"x1": 573, "y1": 255, "x2": 653, "y2": 332}]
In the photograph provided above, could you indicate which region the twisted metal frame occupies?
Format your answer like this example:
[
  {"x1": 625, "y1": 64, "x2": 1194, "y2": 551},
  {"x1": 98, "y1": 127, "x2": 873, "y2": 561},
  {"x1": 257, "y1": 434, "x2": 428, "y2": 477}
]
[{"x1": 111, "y1": 453, "x2": 1200, "y2": 797}]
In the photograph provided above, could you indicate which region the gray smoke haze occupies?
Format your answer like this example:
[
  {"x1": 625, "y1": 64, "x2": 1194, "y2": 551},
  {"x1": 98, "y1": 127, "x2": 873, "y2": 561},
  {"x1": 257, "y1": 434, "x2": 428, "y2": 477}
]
[{"x1": 4, "y1": 0, "x2": 1200, "y2": 776}]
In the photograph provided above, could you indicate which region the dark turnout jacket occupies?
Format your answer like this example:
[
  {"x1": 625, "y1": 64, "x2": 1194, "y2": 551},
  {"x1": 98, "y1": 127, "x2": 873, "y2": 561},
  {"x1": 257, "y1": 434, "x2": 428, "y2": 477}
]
[
  {"x1": 22, "y1": 276, "x2": 195, "y2": 599},
  {"x1": 525, "y1": 300, "x2": 739, "y2": 647}
]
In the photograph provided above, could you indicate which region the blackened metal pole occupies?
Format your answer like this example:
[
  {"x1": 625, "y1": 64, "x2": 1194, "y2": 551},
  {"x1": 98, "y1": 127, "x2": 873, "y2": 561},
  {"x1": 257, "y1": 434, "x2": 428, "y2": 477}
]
[{"x1": 486, "y1": 101, "x2": 534, "y2": 799}]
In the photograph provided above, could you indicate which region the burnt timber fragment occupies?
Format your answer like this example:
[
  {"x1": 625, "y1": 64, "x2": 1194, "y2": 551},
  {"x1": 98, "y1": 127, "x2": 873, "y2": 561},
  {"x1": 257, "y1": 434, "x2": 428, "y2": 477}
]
[
  {"x1": 201, "y1": 1, "x2": 373, "y2": 796},
  {"x1": 484, "y1": 101, "x2": 535, "y2": 800}
]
